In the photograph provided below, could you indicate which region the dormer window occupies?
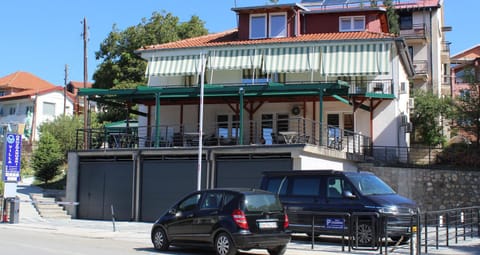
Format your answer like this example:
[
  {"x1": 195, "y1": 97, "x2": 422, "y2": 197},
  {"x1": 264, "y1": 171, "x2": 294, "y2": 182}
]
[
  {"x1": 339, "y1": 16, "x2": 365, "y2": 32},
  {"x1": 250, "y1": 12, "x2": 287, "y2": 39},
  {"x1": 250, "y1": 14, "x2": 267, "y2": 39},
  {"x1": 269, "y1": 13, "x2": 287, "y2": 38}
]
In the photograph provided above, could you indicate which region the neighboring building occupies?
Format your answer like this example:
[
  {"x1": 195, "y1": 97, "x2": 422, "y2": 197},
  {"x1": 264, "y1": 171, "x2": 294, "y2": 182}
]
[
  {"x1": 0, "y1": 71, "x2": 75, "y2": 142},
  {"x1": 66, "y1": 81, "x2": 94, "y2": 115},
  {"x1": 395, "y1": 0, "x2": 451, "y2": 96},
  {"x1": 450, "y1": 45, "x2": 480, "y2": 144}
]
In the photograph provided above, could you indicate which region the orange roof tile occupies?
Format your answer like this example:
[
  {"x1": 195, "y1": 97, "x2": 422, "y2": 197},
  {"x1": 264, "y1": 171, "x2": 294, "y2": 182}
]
[
  {"x1": 0, "y1": 86, "x2": 75, "y2": 102},
  {"x1": 0, "y1": 71, "x2": 56, "y2": 90},
  {"x1": 139, "y1": 30, "x2": 395, "y2": 52},
  {"x1": 69, "y1": 81, "x2": 92, "y2": 89}
]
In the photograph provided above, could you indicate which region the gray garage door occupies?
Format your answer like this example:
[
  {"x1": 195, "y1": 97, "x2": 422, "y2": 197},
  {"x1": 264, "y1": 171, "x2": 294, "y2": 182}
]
[
  {"x1": 77, "y1": 161, "x2": 133, "y2": 220},
  {"x1": 215, "y1": 157, "x2": 292, "y2": 189},
  {"x1": 141, "y1": 160, "x2": 207, "y2": 222}
]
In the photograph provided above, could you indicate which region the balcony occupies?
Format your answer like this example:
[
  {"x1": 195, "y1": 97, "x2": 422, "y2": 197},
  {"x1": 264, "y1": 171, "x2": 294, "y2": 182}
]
[
  {"x1": 413, "y1": 60, "x2": 429, "y2": 79},
  {"x1": 400, "y1": 23, "x2": 428, "y2": 43},
  {"x1": 75, "y1": 117, "x2": 371, "y2": 156},
  {"x1": 347, "y1": 79, "x2": 393, "y2": 95}
]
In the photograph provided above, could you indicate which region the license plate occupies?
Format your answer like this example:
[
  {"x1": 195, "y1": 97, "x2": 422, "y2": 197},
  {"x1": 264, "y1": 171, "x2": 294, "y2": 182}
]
[{"x1": 258, "y1": 221, "x2": 277, "y2": 229}]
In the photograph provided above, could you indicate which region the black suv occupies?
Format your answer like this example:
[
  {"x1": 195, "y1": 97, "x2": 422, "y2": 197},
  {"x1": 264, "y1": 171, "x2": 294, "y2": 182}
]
[{"x1": 151, "y1": 188, "x2": 291, "y2": 255}]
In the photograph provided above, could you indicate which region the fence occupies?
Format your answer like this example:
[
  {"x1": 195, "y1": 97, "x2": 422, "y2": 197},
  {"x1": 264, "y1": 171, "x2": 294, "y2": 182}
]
[{"x1": 292, "y1": 206, "x2": 479, "y2": 255}]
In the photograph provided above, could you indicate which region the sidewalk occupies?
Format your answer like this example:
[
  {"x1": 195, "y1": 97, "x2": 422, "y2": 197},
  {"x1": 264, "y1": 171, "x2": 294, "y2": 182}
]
[{"x1": 3, "y1": 181, "x2": 479, "y2": 255}]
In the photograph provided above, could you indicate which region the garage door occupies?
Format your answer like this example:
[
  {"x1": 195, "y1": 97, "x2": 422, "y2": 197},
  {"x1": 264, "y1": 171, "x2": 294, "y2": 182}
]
[
  {"x1": 215, "y1": 157, "x2": 292, "y2": 189},
  {"x1": 140, "y1": 160, "x2": 207, "y2": 222},
  {"x1": 77, "y1": 161, "x2": 133, "y2": 220}
]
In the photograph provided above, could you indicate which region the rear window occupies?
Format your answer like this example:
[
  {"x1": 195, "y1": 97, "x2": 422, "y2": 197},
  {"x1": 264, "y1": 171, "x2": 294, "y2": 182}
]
[
  {"x1": 244, "y1": 194, "x2": 283, "y2": 213},
  {"x1": 291, "y1": 176, "x2": 320, "y2": 196},
  {"x1": 264, "y1": 177, "x2": 287, "y2": 195}
]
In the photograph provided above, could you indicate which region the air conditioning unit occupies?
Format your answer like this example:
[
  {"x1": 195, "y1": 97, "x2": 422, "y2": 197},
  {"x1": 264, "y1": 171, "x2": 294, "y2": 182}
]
[
  {"x1": 401, "y1": 114, "x2": 408, "y2": 126},
  {"x1": 408, "y1": 98, "x2": 415, "y2": 109},
  {"x1": 405, "y1": 122, "x2": 413, "y2": 133}
]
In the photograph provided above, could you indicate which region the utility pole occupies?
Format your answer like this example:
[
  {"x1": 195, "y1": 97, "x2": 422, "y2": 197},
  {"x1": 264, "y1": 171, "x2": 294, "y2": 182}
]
[
  {"x1": 64, "y1": 64, "x2": 68, "y2": 116},
  {"x1": 82, "y1": 17, "x2": 89, "y2": 149}
]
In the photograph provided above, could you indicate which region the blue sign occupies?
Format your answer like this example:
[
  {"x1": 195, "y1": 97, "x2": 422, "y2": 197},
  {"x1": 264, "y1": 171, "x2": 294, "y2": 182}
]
[
  {"x1": 3, "y1": 133, "x2": 22, "y2": 182},
  {"x1": 326, "y1": 218, "x2": 345, "y2": 229}
]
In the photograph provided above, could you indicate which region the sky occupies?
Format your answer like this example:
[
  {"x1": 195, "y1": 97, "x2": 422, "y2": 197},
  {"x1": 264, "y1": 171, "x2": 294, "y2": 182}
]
[{"x1": 0, "y1": 0, "x2": 477, "y2": 86}]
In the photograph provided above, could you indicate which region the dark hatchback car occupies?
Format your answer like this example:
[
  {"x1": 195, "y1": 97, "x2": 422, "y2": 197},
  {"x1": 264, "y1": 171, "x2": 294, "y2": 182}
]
[{"x1": 151, "y1": 188, "x2": 291, "y2": 255}]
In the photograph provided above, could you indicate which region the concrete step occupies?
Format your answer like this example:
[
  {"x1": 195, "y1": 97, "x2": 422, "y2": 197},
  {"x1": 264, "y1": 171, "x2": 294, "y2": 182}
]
[{"x1": 30, "y1": 192, "x2": 72, "y2": 220}]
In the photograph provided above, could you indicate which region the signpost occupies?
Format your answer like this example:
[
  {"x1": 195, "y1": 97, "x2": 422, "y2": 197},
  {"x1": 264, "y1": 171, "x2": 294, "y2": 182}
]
[{"x1": 2, "y1": 133, "x2": 22, "y2": 198}]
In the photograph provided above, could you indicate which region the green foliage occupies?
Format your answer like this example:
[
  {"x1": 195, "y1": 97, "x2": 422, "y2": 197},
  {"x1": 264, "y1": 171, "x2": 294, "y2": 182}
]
[
  {"x1": 411, "y1": 90, "x2": 454, "y2": 146},
  {"x1": 437, "y1": 143, "x2": 480, "y2": 168},
  {"x1": 453, "y1": 82, "x2": 480, "y2": 147},
  {"x1": 383, "y1": 0, "x2": 399, "y2": 35},
  {"x1": 93, "y1": 11, "x2": 208, "y2": 90},
  {"x1": 95, "y1": 82, "x2": 141, "y2": 123},
  {"x1": 31, "y1": 132, "x2": 64, "y2": 184},
  {"x1": 0, "y1": 180, "x2": 3, "y2": 196},
  {"x1": 92, "y1": 11, "x2": 207, "y2": 122},
  {"x1": 38, "y1": 115, "x2": 84, "y2": 159}
]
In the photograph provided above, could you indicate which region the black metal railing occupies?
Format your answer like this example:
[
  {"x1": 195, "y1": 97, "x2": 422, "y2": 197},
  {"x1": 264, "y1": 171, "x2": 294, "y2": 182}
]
[
  {"x1": 75, "y1": 117, "x2": 371, "y2": 155},
  {"x1": 347, "y1": 79, "x2": 394, "y2": 95}
]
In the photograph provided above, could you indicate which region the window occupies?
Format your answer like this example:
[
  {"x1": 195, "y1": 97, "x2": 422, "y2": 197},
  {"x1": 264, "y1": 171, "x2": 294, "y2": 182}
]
[
  {"x1": 217, "y1": 115, "x2": 229, "y2": 138},
  {"x1": 200, "y1": 192, "x2": 223, "y2": 210},
  {"x1": 291, "y1": 177, "x2": 321, "y2": 196},
  {"x1": 262, "y1": 114, "x2": 274, "y2": 145},
  {"x1": 327, "y1": 177, "x2": 354, "y2": 199},
  {"x1": 277, "y1": 114, "x2": 289, "y2": 132},
  {"x1": 269, "y1": 13, "x2": 287, "y2": 38},
  {"x1": 8, "y1": 105, "x2": 16, "y2": 115},
  {"x1": 43, "y1": 102, "x2": 56, "y2": 116},
  {"x1": 339, "y1": 16, "x2": 365, "y2": 32},
  {"x1": 25, "y1": 105, "x2": 34, "y2": 114},
  {"x1": 250, "y1": 14, "x2": 267, "y2": 39},
  {"x1": 178, "y1": 193, "x2": 201, "y2": 212},
  {"x1": 399, "y1": 13, "x2": 413, "y2": 30},
  {"x1": 265, "y1": 177, "x2": 287, "y2": 196}
]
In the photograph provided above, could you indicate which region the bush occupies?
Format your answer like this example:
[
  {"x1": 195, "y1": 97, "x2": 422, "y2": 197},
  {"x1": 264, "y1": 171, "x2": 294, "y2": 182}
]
[
  {"x1": 437, "y1": 144, "x2": 480, "y2": 168},
  {"x1": 31, "y1": 132, "x2": 64, "y2": 184}
]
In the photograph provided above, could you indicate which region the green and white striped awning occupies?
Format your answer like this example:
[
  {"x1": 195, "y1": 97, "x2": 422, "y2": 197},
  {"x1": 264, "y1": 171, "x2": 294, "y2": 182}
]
[
  {"x1": 208, "y1": 49, "x2": 262, "y2": 70},
  {"x1": 263, "y1": 46, "x2": 320, "y2": 73},
  {"x1": 321, "y1": 43, "x2": 391, "y2": 76},
  {"x1": 146, "y1": 55, "x2": 203, "y2": 76}
]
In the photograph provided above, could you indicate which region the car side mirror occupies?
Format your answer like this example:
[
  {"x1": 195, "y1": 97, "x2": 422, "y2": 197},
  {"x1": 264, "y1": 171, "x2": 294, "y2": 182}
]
[
  {"x1": 168, "y1": 208, "x2": 177, "y2": 215},
  {"x1": 343, "y1": 191, "x2": 356, "y2": 199}
]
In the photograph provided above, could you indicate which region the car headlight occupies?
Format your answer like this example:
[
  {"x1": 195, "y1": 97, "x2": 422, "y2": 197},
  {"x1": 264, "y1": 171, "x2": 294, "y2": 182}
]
[{"x1": 378, "y1": 206, "x2": 398, "y2": 214}]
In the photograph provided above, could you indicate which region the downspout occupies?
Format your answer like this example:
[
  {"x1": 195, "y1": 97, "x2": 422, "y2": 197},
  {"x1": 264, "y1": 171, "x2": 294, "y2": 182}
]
[
  {"x1": 318, "y1": 89, "x2": 324, "y2": 145},
  {"x1": 239, "y1": 87, "x2": 245, "y2": 145},
  {"x1": 154, "y1": 92, "x2": 161, "y2": 147},
  {"x1": 31, "y1": 92, "x2": 38, "y2": 144}
]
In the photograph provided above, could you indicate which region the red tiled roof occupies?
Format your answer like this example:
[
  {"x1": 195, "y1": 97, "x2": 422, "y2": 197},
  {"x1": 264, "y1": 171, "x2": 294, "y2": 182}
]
[
  {"x1": 0, "y1": 86, "x2": 75, "y2": 102},
  {"x1": 394, "y1": 0, "x2": 440, "y2": 10},
  {"x1": 69, "y1": 81, "x2": 92, "y2": 89},
  {"x1": 140, "y1": 30, "x2": 395, "y2": 52},
  {"x1": 0, "y1": 71, "x2": 56, "y2": 90}
]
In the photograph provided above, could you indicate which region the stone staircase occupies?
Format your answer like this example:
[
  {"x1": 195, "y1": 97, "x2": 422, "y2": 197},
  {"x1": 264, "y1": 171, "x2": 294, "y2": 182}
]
[{"x1": 30, "y1": 193, "x2": 71, "y2": 220}]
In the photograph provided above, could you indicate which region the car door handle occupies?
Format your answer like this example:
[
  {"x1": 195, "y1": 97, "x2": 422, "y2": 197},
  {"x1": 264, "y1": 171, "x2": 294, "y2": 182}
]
[{"x1": 186, "y1": 214, "x2": 194, "y2": 218}]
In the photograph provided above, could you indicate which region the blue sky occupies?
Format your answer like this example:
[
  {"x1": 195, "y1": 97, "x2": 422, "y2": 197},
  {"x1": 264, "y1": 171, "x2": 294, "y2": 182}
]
[{"x1": 0, "y1": 0, "x2": 476, "y2": 86}]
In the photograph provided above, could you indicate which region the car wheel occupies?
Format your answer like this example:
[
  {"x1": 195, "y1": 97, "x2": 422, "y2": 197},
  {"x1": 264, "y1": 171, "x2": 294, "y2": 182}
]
[
  {"x1": 152, "y1": 227, "x2": 169, "y2": 250},
  {"x1": 215, "y1": 232, "x2": 237, "y2": 255},
  {"x1": 391, "y1": 235, "x2": 410, "y2": 244},
  {"x1": 355, "y1": 222, "x2": 374, "y2": 246},
  {"x1": 267, "y1": 244, "x2": 287, "y2": 255}
]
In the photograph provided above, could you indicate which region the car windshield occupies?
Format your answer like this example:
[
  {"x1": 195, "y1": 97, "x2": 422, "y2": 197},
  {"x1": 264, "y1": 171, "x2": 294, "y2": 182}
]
[
  {"x1": 244, "y1": 194, "x2": 283, "y2": 213},
  {"x1": 346, "y1": 174, "x2": 396, "y2": 196}
]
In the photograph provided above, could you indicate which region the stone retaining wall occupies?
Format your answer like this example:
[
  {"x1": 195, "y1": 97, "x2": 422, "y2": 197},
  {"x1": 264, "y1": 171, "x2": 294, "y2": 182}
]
[{"x1": 358, "y1": 164, "x2": 480, "y2": 212}]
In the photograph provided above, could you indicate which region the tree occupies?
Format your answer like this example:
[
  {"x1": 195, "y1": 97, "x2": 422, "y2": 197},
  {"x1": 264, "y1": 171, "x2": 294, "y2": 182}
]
[
  {"x1": 38, "y1": 115, "x2": 84, "y2": 158},
  {"x1": 32, "y1": 132, "x2": 64, "y2": 184},
  {"x1": 410, "y1": 90, "x2": 454, "y2": 146},
  {"x1": 93, "y1": 11, "x2": 208, "y2": 90},
  {"x1": 383, "y1": 0, "x2": 399, "y2": 35},
  {"x1": 453, "y1": 74, "x2": 480, "y2": 147}
]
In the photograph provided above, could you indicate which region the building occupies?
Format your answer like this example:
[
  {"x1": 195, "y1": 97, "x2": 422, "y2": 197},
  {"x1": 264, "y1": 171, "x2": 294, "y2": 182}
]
[
  {"x1": 0, "y1": 71, "x2": 75, "y2": 142},
  {"x1": 66, "y1": 81, "x2": 93, "y2": 115},
  {"x1": 395, "y1": 0, "x2": 450, "y2": 96},
  {"x1": 69, "y1": 1, "x2": 416, "y2": 221},
  {"x1": 450, "y1": 44, "x2": 480, "y2": 144}
]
